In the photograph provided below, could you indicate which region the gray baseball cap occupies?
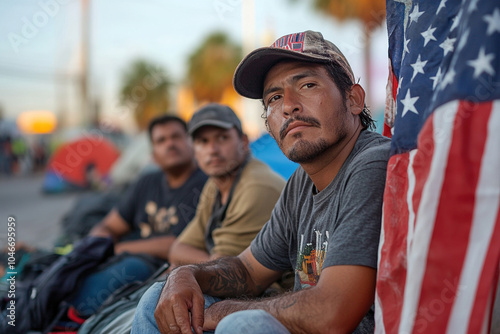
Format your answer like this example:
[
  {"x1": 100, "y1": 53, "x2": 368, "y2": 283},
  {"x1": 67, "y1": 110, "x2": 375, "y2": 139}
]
[
  {"x1": 233, "y1": 30, "x2": 355, "y2": 99},
  {"x1": 188, "y1": 103, "x2": 242, "y2": 136}
]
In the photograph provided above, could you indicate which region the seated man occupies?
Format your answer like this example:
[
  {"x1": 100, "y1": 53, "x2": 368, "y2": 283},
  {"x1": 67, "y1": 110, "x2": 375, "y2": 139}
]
[
  {"x1": 168, "y1": 103, "x2": 286, "y2": 268},
  {"x1": 132, "y1": 30, "x2": 391, "y2": 333},
  {"x1": 90, "y1": 115, "x2": 207, "y2": 258},
  {"x1": 76, "y1": 104, "x2": 285, "y2": 333},
  {"x1": 69, "y1": 115, "x2": 208, "y2": 316}
]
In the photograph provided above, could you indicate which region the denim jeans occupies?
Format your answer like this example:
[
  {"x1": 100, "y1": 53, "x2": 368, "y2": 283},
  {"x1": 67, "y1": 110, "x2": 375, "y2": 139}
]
[
  {"x1": 131, "y1": 282, "x2": 290, "y2": 334},
  {"x1": 68, "y1": 255, "x2": 155, "y2": 317}
]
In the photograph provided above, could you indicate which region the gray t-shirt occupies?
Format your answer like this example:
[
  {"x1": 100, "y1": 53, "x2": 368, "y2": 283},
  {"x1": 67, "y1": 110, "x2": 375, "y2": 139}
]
[{"x1": 251, "y1": 130, "x2": 390, "y2": 331}]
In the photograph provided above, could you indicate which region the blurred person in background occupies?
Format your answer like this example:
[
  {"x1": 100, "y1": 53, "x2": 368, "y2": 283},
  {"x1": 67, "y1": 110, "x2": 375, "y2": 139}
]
[
  {"x1": 167, "y1": 103, "x2": 285, "y2": 270},
  {"x1": 69, "y1": 114, "x2": 207, "y2": 317}
]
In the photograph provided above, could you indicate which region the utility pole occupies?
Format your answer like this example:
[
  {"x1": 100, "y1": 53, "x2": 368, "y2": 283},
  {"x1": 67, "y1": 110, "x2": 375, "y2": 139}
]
[
  {"x1": 80, "y1": 0, "x2": 90, "y2": 127},
  {"x1": 241, "y1": 0, "x2": 263, "y2": 138}
]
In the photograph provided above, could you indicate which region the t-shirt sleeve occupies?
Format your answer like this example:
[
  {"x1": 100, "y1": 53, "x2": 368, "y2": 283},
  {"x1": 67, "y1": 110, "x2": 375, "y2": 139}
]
[
  {"x1": 211, "y1": 184, "x2": 283, "y2": 257},
  {"x1": 176, "y1": 181, "x2": 216, "y2": 250},
  {"x1": 116, "y1": 176, "x2": 145, "y2": 229},
  {"x1": 250, "y1": 183, "x2": 293, "y2": 272},
  {"x1": 323, "y1": 160, "x2": 387, "y2": 270}
]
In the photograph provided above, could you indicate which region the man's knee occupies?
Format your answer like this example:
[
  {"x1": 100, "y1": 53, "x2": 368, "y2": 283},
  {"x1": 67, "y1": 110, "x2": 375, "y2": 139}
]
[
  {"x1": 215, "y1": 310, "x2": 289, "y2": 334},
  {"x1": 136, "y1": 281, "x2": 164, "y2": 316},
  {"x1": 131, "y1": 282, "x2": 165, "y2": 333}
]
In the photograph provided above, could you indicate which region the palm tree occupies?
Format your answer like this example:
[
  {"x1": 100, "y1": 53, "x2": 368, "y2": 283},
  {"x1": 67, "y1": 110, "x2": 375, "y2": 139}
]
[
  {"x1": 186, "y1": 32, "x2": 242, "y2": 103},
  {"x1": 312, "y1": 0, "x2": 386, "y2": 106},
  {"x1": 119, "y1": 60, "x2": 171, "y2": 130}
]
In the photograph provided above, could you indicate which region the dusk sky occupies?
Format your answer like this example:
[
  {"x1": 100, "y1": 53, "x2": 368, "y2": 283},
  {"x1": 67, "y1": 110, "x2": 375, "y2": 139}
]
[{"x1": 0, "y1": 0, "x2": 388, "y2": 133}]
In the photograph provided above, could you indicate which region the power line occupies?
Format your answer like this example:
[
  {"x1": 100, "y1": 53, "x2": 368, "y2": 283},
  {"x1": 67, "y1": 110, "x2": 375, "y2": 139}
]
[{"x1": 0, "y1": 66, "x2": 78, "y2": 80}]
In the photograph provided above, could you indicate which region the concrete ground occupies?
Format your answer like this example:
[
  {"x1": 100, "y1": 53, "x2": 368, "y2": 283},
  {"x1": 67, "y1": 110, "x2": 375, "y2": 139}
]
[{"x1": 0, "y1": 173, "x2": 80, "y2": 250}]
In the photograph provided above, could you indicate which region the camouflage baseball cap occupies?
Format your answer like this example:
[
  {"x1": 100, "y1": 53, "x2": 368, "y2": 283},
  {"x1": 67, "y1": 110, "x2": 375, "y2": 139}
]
[{"x1": 233, "y1": 30, "x2": 355, "y2": 99}]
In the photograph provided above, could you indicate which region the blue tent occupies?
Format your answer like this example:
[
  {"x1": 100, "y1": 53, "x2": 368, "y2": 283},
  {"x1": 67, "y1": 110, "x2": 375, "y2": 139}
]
[{"x1": 250, "y1": 133, "x2": 298, "y2": 180}]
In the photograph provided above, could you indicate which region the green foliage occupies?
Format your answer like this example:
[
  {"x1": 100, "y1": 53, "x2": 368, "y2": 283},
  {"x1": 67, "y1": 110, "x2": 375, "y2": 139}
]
[
  {"x1": 312, "y1": 0, "x2": 386, "y2": 26},
  {"x1": 120, "y1": 59, "x2": 171, "y2": 130},
  {"x1": 187, "y1": 31, "x2": 242, "y2": 103}
]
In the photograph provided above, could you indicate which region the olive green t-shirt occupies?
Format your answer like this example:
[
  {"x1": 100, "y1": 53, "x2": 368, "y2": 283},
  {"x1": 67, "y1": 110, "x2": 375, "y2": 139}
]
[{"x1": 177, "y1": 158, "x2": 286, "y2": 257}]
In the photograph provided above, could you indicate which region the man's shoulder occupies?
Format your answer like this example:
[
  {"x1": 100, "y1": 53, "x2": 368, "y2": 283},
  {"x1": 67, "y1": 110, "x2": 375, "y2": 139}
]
[
  {"x1": 186, "y1": 167, "x2": 208, "y2": 185},
  {"x1": 351, "y1": 131, "x2": 391, "y2": 167},
  {"x1": 135, "y1": 169, "x2": 164, "y2": 185},
  {"x1": 240, "y1": 158, "x2": 286, "y2": 190}
]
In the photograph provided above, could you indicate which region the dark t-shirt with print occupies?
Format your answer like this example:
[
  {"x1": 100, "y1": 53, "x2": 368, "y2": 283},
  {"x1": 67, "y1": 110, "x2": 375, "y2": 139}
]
[{"x1": 117, "y1": 168, "x2": 207, "y2": 240}]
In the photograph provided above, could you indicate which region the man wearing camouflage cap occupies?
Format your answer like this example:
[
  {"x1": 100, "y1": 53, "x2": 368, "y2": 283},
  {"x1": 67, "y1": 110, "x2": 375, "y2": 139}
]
[{"x1": 132, "y1": 31, "x2": 390, "y2": 334}]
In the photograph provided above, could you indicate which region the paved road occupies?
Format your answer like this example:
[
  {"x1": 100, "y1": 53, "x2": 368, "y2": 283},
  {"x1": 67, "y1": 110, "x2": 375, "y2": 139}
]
[{"x1": 0, "y1": 173, "x2": 80, "y2": 250}]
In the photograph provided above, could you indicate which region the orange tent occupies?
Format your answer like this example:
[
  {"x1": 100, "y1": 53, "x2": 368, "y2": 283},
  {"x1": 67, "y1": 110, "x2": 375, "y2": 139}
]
[{"x1": 43, "y1": 136, "x2": 120, "y2": 192}]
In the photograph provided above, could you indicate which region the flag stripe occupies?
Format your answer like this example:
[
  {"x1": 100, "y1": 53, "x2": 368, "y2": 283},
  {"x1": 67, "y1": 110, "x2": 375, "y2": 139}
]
[
  {"x1": 413, "y1": 101, "x2": 491, "y2": 332},
  {"x1": 399, "y1": 101, "x2": 458, "y2": 334},
  {"x1": 406, "y1": 150, "x2": 417, "y2": 255},
  {"x1": 433, "y1": 101, "x2": 494, "y2": 333},
  {"x1": 465, "y1": 104, "x2": 500, "y2": 333},
  {"x1": 376, "y1": 153, "x2": 411, "y2": 333},
  {"x1": 375, "y1": 208, "x2": 386, "y2": 334}
]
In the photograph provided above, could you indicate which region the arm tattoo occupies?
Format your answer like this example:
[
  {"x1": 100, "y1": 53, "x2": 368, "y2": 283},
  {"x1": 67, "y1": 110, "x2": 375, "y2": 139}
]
[
  {"x1": 195, "y1": 257, "x2": 254, "y2": 297},
  {"x1": 280, "y1": 297, "x2": 297, "y2": 309}
]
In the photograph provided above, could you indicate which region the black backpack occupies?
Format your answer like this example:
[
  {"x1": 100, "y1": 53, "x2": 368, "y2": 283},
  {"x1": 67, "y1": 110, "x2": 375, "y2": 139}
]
[
  {"x1": 78, "y1": 264, "x2": 168, "y2": 334},
  {"x1": 0, "y1": 236, "x2": 114, "y2": 334}
]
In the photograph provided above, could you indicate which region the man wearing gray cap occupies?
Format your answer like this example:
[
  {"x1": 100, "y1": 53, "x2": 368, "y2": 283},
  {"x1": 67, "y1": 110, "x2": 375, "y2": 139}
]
[
  {"x1": 167, "y1": 103, "x2": 285, "y2": 268},
  {"x1": 132, "y1": 31, "x2": 390, "y2": 334}
]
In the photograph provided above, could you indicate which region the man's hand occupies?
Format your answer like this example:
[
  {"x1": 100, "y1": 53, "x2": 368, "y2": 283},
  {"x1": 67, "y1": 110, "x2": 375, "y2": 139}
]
[
  {"x1": 89, "y1": 209, "x2": 130, "y2": 240},
  {"x1": 202, "y1": 299, "x2": 248, "y2": 331},
  {"x1": 154, "y1": 266, "x2": 205, "y2": 334},
  {"x1": 114, "y1": 235, "x2": 176, "y2": 260},
  {"x1": 202, "y1": 305, "x2": 218, "y2": 331}
]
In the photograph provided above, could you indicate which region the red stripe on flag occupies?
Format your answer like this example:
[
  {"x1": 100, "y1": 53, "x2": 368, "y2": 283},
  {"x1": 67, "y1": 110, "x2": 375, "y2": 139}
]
[
  {"x1": 383, "y1": 71, "x2": 398, "y2": 138},
  {"x1": 468, "y1": 206, "x2": 500, "y2": 333},
  {"x1": 391, "y1": 71, "x2": 398, "y2": 102},
  {"x1": 383, "y1": 123, "x2": 392, "y2": 138},
  {"x1": 411, "y1": 114, "x2": 436, "y2": 236},
  {"x1": 377, "y1": 153, "x2": 410, "y2": 333},
  {"x1": 412, "y1": 102, "x2": 492, "y2": 333},
  {"x1": 376, "y1": 112, "x2": 437, "y2": 333},
  {"x1": 466, "y1": 103, "x2": 500, "y2": 333}
]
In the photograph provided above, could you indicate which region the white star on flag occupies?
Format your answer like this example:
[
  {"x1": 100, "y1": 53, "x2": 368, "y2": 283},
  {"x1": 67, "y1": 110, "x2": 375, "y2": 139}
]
[
  {"x1": 404, "y1": 37, "x2": 410, "y2": 54},
  {"x1": 421, "y1": 25, "x2": 437, "y2": 46},
  {"x1": 410, "y1": 54, "x2": 428, "y2": 81},
  {"x1": 409, "y1": 4, "x2": 424, "y2": 25},
  {"x1": 430, "y1": 67, "x2": 442, "y2": 90},
  {"x1": 439, "y1": 68, "x2": 456, "y2": 90},
  {"x1": 457, "y1": 29, "x2": 470, "y2": 52},
  {"x1": 437, "y1": 0, "x2": 447, "y2": 15},
  {"x1": 484, "y1": 9, "x2": 500, "y2": 35},
  {"x1": 468, "y1": 0, "x2": 479, "y2": 13},
  {"x1": 439, "y1": 37, "x2": 456, "y2": 56},
  {"x1": 467, "y1": 47, "x2": 496, "y2": 78},
  {"x1": 451, "y1": 9, "x2": 462, "y2": 31},
  {"x1": 400, "y1": 89, "x2": 419, "y2": 117}
]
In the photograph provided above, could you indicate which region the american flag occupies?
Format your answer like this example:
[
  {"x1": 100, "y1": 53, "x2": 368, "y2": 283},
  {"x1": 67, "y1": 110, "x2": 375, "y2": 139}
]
[{"x1": 376, "y1": 0, "x2": 500, "y2": 333}]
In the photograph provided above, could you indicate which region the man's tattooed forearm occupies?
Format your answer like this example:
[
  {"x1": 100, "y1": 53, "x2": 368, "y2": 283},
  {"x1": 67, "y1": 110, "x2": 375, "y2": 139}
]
[
  {"x1": 279, "y1": 296, "x2": 297, "y2": 309},
  {"x1": 207, "y1": 261, "x2": 253, "y2": 296}
]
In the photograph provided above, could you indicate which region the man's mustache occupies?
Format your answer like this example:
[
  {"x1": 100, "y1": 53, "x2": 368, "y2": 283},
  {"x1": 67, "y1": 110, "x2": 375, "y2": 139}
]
[
  {"x1": 279, "y1": 116, "x2": 321, "y2": 141},
  {"x1": 165, "y1": 146, "x2": 181, "y2": 154}
]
